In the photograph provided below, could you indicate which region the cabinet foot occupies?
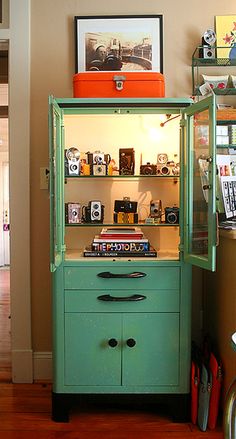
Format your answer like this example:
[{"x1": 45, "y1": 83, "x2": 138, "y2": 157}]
[
  {"x1": 52, "y1": 392, "x2": 70, "y2": 422},
  {"x1": 169, "y1": 394, "x2": 190, "y2": 422}
]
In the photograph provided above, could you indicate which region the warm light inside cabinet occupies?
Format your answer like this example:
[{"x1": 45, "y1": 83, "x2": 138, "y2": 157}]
[{"x1": 63, "y1": 112, "x2": 181, "y2": 260}]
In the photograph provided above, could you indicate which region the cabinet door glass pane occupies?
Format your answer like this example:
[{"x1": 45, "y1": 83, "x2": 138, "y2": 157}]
[
  {"x1": 183, "y1": 97, "x2": 216, "y2": 271},
  {"x1": 49, "y1": 100, "x2": 63, "y2": 270}
]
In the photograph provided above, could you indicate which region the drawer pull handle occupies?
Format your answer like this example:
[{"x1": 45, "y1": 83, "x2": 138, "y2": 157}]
[
  {"x1": 108, "y1": 338, "x2": 118, "y2": 348},
  {"x1": 97, "y1": 294, "x2": 146, "y2": 302},
  {"x1": 97, "y1": 271, "x2": 146, "y2": 279},
  {"x1": 126, "y1": 338, "x2": 136, "y2": 348}
]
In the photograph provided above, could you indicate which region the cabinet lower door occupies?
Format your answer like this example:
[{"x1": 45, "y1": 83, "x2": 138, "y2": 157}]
[
  {"x1": 122, "y1": 313, "x2": 179, "y2": 386},
  {"x1": 65, "y1": 313, "x2": 121, "y2": 386}
]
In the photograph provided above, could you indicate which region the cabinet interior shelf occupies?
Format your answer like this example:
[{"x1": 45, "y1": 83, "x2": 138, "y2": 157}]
[
  {"x1": 65, "y1": 175, "x2": 179, "y2": 180},
  {"x1": 65, "y1": 222, "x2": 180, "y2": 227}
]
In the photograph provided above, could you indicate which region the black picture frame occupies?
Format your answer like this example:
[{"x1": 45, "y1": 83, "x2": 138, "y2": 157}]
[{"x1": 74, "y1": 15, "x2": 163, "y2": 74}]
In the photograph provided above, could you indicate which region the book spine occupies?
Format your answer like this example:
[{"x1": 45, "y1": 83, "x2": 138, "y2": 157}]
[
  {"x1": 84, "y1": 251, "x2": 157, "y2": 258},
  {"x1": 92, "y1": 242, "x2": 150, "y2": 252}
]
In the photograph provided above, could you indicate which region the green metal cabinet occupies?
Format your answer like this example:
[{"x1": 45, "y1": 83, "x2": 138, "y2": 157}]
[{"x1": 49, "y1": 96, "x2": 217, "y2": 422}]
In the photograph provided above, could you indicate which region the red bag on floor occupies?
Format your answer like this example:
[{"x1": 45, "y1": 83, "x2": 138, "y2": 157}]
[
  {"x1": 191, "y1": 360, "x2": 200, "y2": 424},
  {"x1": 208, "y1": 352, "x2": 222, "y2": 429}
]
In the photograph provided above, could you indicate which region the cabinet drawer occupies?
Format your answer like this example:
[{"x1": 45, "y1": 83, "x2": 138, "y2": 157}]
[
  {"x1": 65, "y1": 289, "x2": 180, "y2": 313},
  {"x1": 64, "y1": 266, "x2": 180, "y2": 290}
]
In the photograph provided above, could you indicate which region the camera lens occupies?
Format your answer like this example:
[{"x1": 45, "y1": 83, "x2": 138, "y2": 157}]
[
  {"x1": 144, "y1": 167, "x2": 152, "y2": 175},
  {"x1": 167, "y1": 212, "x2": 177, "y2": 223},
  {"x1": 70, "y1": 164, "x2": 78, "y2": 171},
  {"x1": 161, "y1": 166, "x2": 170, "y2": 175}
]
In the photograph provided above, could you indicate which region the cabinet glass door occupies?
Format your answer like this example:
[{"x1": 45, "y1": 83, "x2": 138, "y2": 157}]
[
  {"x1": 49, "y1": 96, "x2": 64, "y2": 272},
  {"x1": 182, "y1": 96, "x2": 216, "y2": 271}
]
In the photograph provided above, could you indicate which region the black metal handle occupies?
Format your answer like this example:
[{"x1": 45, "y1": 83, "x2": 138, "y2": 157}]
[
  {"x1": 108, "y1": 338, "x2": 118, "y2": 348},
  {"x1": 97, "y1": 294, "x2": 146, "y2": 302},
  {"x1": 126, "y1": 338, "x2": 136, "y2": 348},
  {"x1": 97, "y1": 271, "x2": 146, "y2": 279}
]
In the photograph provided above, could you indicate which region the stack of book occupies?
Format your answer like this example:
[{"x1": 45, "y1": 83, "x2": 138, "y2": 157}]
[{"x1": 83, "y1": 227, "x2": 157, "y2": 257}]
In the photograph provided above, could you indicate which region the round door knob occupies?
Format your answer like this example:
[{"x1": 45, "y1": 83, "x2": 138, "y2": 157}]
[
  {"x1": 126, "y1": 338, "x2": 136, "y2": 348},
  {"x1": 108, "y1": 338, "x2": 118, "y2": 348}
]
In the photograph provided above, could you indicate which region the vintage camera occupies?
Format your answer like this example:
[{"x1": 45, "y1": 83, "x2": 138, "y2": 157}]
[
  {"x1": 165, "y1": 206, "x2": 179, "y2": 224},
  {"x1": 158, "y1": 165, "x2": 171, "y2": 176},
  {"x1": 65, "y1": 203, "x2": 81, "y2": 224},
  {"x1": 199, "y1": 29, "x2": 216, "y2": 59},
  {"x1": 157, "y1": 153, "x2": 168, "y2": 164},
  {"x1": 93, "y1": 164, "x2": 107, "y2": 176},
  {"x1": 114, "y1": 197, "x2": 138, "y2": 224},
  {"x1": 119, "y1": 148, "x2": 135, "y2": 175},
  {"x1": 87, "y1": 151, "x2": 111, "y2": 166},
  {"x1": 65, "y1": 147, "x2": 80, "y2": 175},
  {"x1": 114, "y1": 197, "x2": 137, "y2": 214},
  {"x1": 140, "y1": 163, "x2": 157, "y2": 175},
  {"x1": 150, "y1": 200, "x2": 162, "y2": 219},
  {"x1": 82, "y1": 200, "x2": 104, "y2": 223}
]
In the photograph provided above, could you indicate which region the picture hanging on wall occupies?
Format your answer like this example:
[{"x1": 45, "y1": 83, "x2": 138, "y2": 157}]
[
  {"x1": 74, "y1": 15, "x2": 163, "y2": 73},
  {"x1": 215, "y1": 15, "x2": 236, "y2": 60}
]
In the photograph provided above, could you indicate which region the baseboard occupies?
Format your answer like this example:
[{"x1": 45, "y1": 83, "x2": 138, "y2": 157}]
[
  {"x1": 12, "y1": 349, "x2": 33, "y2": 383},
  {"x1": 33, "y1": 351, "x2": 52, "y2": 381}
]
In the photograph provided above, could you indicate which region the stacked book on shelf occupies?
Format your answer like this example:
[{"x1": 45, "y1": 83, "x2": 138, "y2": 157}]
[{"x1": 83, "y1": 227, "x2": 157, "y2": 257}]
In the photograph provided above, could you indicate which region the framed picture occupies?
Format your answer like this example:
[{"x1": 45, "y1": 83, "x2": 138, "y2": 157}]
[
  {"x1": 215, "y1": 15, "x2": 236, "y2": 59},
  {"x1": 74, "y1": 15, "x2": 163, "y2": 73}
]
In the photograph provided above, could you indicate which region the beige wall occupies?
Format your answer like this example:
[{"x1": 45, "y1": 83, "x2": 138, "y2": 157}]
[{"x1": 30, "y1": 0, "x2": 236, "y2": 353}]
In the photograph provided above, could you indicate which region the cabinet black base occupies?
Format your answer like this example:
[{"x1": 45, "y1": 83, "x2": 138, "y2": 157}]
[
  {"x1": 51, "y1": 392, "x2": 190, "y2": 423},
  {"x1": 52, "y1": 392, "x2": 70, "y2": 422}
]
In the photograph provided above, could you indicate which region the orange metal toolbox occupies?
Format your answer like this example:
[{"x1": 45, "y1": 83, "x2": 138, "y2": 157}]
[{"x1": 73, "y1": 72, "x2": 165, "y2": 98}]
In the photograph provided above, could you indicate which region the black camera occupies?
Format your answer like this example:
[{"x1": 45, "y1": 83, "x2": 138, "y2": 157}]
[
  {"x1": 140, "y1": 163, "x2": 157, "y2": 175},
  {"x1": 114, "y1": 197, "x2": 138, "y2": 224},
  {"x1": 114, "y1": 198, "x2": 137, "y2": 213},
  {"x1": 82, "y1": 201, "x2": 104, "y2": 223},
  {"x1": 119, "y1": 148, "x2": 135, "y2": 175},
  {"x1": 165, "y1": 206, "x2": 179, "y2": 224}
]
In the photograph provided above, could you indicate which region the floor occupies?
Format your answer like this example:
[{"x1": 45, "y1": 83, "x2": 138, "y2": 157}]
[
  {"x1": 0, "y1": 382, "x2": 224, "y2": 439},
  {"x1": 0, "y1": 268, "x2": 224, "y2": 438}
]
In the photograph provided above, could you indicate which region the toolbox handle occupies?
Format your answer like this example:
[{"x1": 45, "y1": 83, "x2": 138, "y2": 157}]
[
  {"x1": 97, "y1": 294, "x2": 146, "y2": 302},
  {"x1": 97, "y1": 271, "x2": 146, "y2": 279},
  {"x1": 113, "y1": 75, "x2": 126, "y2": 91}
]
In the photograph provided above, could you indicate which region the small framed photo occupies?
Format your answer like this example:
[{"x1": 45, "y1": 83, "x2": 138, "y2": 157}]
[{"x1": 74, "y1": 15, "x2": 163, "y2": 73}]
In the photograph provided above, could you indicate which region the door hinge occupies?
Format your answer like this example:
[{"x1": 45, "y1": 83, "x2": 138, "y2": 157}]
[
  {"x1": 180, "y1": 119, "x2": 186, "y2": 127},
  {"x1": 61, "y1": 244, "x2": 66, "y2": 252},
  {"x1": 178, "y1": 243, "x2": 184, "y2": 252}
]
